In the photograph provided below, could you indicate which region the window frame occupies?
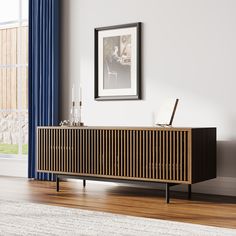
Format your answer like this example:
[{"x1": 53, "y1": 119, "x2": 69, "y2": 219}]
[{"x1": 0, "y1": 0, "x2": 28, "y2": 157}]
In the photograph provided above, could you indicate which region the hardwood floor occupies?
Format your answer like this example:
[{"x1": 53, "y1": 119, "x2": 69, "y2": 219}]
[{"x1": 0, "y1": 176, "x2": 236, "y2": 229}]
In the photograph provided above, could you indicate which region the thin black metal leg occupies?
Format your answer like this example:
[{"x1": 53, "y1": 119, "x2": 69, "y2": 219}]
[
  {"x1": 166, "y1": 183, "x2": 170, "y2": 203},
  {"x1": 56, "y1": 176, "x2": 60, "y2": 192},
  {"x1": 83, "y1": 179, "x2": 86, "y2": 187},
  {"x1": 188, "y1": 184, "x2": 191, "y2": 199}
]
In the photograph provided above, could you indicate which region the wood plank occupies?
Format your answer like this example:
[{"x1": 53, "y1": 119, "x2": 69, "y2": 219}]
[
  {"x1": 71, "y1": 129, "x2": 73, "y2": 172},
  {"x1": 66, "y1": 129, "x2": 69, "y2": 173},
  {"x1": 149, "y1": 131, "x2": 152, "y2": 179},
  {"x1": 11, "y1": 67, "x2": 17, "y2": 109},
  {"x1": 91, "y1": 130, "x2": 93, "y2": 174},
  {"x1": 2, "y1": 29, "x2": 7, "y2": 64},
  {"x1": 6, "y1": 28, "x2": 11, "y2": 64},
  {"x1": 11, "y1": 27, "x2": 17, "y2": 65},
  {"x1": 184, "y1": 131, "x2": 186, "y2": 181},
  {"x1": 139, "y1": 131, "x2": 142, "y2": 178},
  {"x1": 173, "y1": 131, "x2": 176, "y2": 181},
  {"x1": 142, "y1": 131, "x2": 145, "y2": 178},
  {"x1": 133, "y1": 131, "x2": 135, "y2": 177},
  {"x1": 39, "y1": 129, "x2": 42, "y2": 171},
  {"x1": 61, "y1": 129, "x2": 64, "y2": 172},
  {"x1": 118, "y1": 130, "x2": 120, "y2": 176},
  {"x1": 0, "y1": 68, "x2": 2, "y2": 109},
  {"x1": 136, "y1": 131, "x2": 139, "y2": 178},
  {"x1": 114, "y1": 130, "x2": 117, "y2": 176},
  {"x1": 111, "y1": 130, "x2": 114, "y2": 176},
  {"x1": 51, "y1": 129, "x2": 54, "y2": 171},
  {"x1": 105, "y1": 130, "x2": 108, "y2": 176},
  {"x1": 86, "y1": 129, "x2": 88, "y2": 174},
  {"x1": 188, "y1": 130, "x2": 192, "y2": 183},
  {"x1": 43, "y1": 129, "x2": 46, "y2": 171},
  {"x1": 100, "y1": 130, "x2": 102, "y2": 175},
  {"x1": 121, "y1": 130, "x2": 123, "y2": 176},
  {"x1": 37, "y1": 129, "x2": 40, "y2": 170},
  {"x1": 63, "y1": 129, "x2": 66, "y2": 172},
  {"x1": 107, "y1": 130, "x2": 110, "y2": 176},
  {"x1": 152, "y1": 131, "x2": 155, "y2": 179},
  {"x1": 55, "y1": 129, "x2": 58, "y2": 172},
  {"x1": 156, "y1": 131, "x2": 159, "y2": 179},
  {"x1": 2, "y1": 67, "x2": 6, "y2": 109},
  {"x1": 94, "y1": 130, "x2": 97, "y2": 174},
  {"x1": 97, "y1": 130, "x2": 100, "y2": 175},
  {"x1": 6, "y1": 68, "x2": 11, "y2": 109},
  {"x1": 127, "y1": 131, "x2": 129, "y2": 177},
  {"x1": 48, "y1": 129, "x2": 51, "y2": 171},
  {"x1": 0, "y1": 29, "x2": 2, "y2": 65},
  {"x1": 58, "y1": 129, "x2": 61, "y2": 172},
  {"x1": 165, "y1": 131, "x2": 168, "y2": 180},
  {"x1": 82, "y1": 129, "x2": 85, "y2": 174},
  {"x1": 170, "y1": 131, "x2": 172, "y2": 180},
  {"x1": 42, "y1": 129, "x2": 45, "y2": 171},
  {"x1": 145, "y1": 131, "x2": 148, "y2": 178},
  {"x1": 74, "y1": 130, "x2": 76, "y2": 173},
  {"x1": 130, "y1": 131, "x2": 132, "y2": 177},
  {"x1": 162, "y1": 131, "x2": 165, "y2": 179},
  {"x1": 101, "y1": 130, "x2": 103, "y2": 175},
  {"x1": 88, "y1": 129, "x2": 91, "y2": 174},
  {"x1": 68, "y1": 129, "x2": 70, "y2": 172},
  {"x1": 180, "y1": 131, "x2": 183, "y2": 181},
  {"x1": 177, "y1": 131, "x2": 179, "y2": 181}
]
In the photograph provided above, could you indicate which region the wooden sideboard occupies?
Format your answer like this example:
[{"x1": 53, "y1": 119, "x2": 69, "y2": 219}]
[{"x1": 37, "y1": 126, "x2": 216, "y2": 203}]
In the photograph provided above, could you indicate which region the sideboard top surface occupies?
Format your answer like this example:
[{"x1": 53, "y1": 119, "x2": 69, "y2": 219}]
[{"x1": 37, "y1": 126, "x2": 216, "y2": 131}]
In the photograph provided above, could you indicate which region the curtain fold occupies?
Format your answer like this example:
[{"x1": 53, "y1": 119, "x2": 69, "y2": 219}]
[{"x1": 28, "y1": 0, "x2": 60, "y2": 180}]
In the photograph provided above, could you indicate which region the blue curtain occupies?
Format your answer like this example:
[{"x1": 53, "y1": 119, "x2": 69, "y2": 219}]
[{"x1": 28, "y1": 0, "x2": 60, "y2": 180}]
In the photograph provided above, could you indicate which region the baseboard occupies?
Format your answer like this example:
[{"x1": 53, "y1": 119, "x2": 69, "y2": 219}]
[
  {"x1": 188, "y1": 177, "x2": 236, "y2": 197},
  {"x1": 144, "y1": 177, "x2": 236, "y2": 197},
  {"x1": 0, "y1": 157, "x2": 27, "y2": 178}
]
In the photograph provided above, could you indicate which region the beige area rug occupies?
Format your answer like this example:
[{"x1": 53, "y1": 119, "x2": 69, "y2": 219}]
[{"x1": 0, "y1": 200, "x2": 235, "y2": 236}]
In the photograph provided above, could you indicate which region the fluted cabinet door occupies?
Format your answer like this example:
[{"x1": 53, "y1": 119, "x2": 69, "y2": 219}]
[{"x1": 37, "y1": 127, "x2": 216, "y2": 184}]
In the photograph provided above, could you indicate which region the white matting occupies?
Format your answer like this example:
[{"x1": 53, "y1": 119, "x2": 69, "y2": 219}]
[{"x1": 0, "y1": 200, "x2": 235, "y2": 236}]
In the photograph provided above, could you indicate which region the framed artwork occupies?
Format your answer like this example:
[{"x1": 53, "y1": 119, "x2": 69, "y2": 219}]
[{"x1": 94, "y1": 22, "x2": 141, "y2": 100}]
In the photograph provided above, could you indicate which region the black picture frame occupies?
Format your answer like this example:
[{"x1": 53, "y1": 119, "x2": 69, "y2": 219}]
[{"x1": 94, "y1": 22, "x2": 141, "y2": 101}]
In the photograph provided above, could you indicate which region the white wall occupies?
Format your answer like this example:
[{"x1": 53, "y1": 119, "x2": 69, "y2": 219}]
[{"x1": 61, "y1": 0, "x2": 236, "y2": 196}]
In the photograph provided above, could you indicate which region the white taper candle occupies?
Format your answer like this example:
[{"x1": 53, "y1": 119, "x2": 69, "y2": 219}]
[
  {"x1": 80, "y1": 86, "x2": 82, "y2": 102},
  {"x1": 72, "y1": 84, "x2": 75, "y2": 102}
]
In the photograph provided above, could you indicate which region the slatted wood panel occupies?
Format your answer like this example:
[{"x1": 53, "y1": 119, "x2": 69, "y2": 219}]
[
  {"x1": 37, "y1": 128, "x2": 191, "y2": 183},
  {"x1": 0, "y1": 26, "x2": 28, "y2": 110}
]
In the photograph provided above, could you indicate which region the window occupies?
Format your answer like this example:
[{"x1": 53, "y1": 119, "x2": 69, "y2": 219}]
[{"x1": 0, "y1": 0, "x2": 28, "y2": 157}]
